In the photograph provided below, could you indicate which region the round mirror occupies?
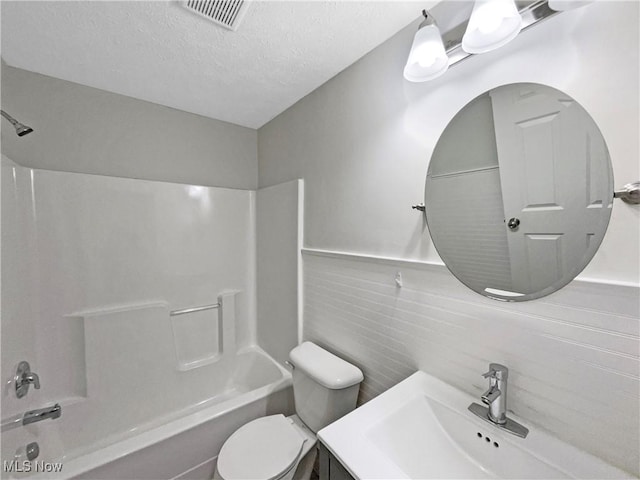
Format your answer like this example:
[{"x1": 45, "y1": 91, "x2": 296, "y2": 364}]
[{"x1": 425, "y1": 83, "x2": 613, "y2": 301}]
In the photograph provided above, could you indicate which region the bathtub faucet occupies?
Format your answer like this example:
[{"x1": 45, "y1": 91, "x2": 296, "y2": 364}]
[
  {"x1": 23, "y1": 404, "x2": 61, "y2": 426},
  {"x1": 15, "y1": 361, "x2": 40, "y2": 398}
]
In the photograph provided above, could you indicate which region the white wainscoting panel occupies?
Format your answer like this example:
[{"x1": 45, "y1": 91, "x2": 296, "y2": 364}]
[{"x1": 302, "y1": 249, "x2": 639, "y2": 476}]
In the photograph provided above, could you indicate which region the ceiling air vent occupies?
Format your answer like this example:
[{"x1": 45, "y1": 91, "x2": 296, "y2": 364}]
[{"x1": 182, "y1": 0, "x2": 250, "y2": 31}]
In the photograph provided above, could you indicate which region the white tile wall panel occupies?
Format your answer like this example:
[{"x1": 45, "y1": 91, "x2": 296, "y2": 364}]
[{"x1": 302, "y1": 249, "x2": 640, "y2": 476}]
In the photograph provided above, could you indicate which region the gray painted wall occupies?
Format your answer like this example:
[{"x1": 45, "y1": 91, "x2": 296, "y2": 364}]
[
  {"x1": 257, "y1": 1, "x2": 639, "y2": 284},
  {"x1": 257, "y1": 2, "x2": 639, "y2": 474},
  {"x1": 256, "y1": 180, "x2": 302, "y2": 366},
  {"x1": 1, "y1": 65, "x2": 257, "y2": 189}
]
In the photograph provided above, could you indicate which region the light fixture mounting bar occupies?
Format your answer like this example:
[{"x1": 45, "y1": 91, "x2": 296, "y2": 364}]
[{"x1": 444, "y1": 0, "x2": 559, "y2": 67}]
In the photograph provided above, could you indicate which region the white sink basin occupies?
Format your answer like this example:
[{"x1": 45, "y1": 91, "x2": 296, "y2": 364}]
[{"x1": 318, "y1": 371, "x2": 631, "y2": 479}]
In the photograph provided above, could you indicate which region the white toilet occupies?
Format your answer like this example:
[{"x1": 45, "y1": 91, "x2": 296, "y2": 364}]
[{"x1": 214, "y1": 342, "x2": 364, "y2": 480}]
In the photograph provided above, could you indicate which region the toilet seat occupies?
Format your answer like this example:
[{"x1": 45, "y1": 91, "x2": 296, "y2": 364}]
[{"x1": 217, "y1": 414, "x2": 307, "y2": 480}]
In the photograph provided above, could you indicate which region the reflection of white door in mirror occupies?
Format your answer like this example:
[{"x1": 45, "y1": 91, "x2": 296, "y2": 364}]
[
  {"x1": 490, "y1": 84, "x2": 612, "y2": 295},
  {"x1": 424, "y1": 83, "x2": 614, "y2": 301}
]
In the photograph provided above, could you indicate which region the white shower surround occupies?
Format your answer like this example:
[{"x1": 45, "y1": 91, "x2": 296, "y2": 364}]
[{"x1": 0, "y1": 160, "x2": 295, "y2": 477}]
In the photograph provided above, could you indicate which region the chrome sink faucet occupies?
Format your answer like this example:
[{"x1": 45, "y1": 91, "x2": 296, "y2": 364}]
[
  {"x1": 481, "y1": 363, "x2": 508, "y2": 425},
  {"x1": 468, "y1": 363, "x2": 529, "y2": 438}
]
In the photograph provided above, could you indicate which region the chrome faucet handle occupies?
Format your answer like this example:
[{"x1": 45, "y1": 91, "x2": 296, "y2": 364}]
[
  {"x1": 15, "y1": 361, "x2": 40, "y2": 399},
  {"x1": 482, "y1": 369, "x2": 496, "y2": 378},
  {"x1": 482, "y1": 363, "x2": 508, "y2": 380},
  {"x1": 25, "y1": 373, "x2": 40, "y2": 389}
]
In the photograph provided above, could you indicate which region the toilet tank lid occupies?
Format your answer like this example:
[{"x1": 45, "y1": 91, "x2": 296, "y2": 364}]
[{"x1": 289, "y1": 342, "x2": 363, "y2": 389}]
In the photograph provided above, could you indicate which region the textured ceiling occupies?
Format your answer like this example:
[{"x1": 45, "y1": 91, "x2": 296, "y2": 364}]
[{"x1": 1, "y1": 1, "x2": 438, "y2": 129}]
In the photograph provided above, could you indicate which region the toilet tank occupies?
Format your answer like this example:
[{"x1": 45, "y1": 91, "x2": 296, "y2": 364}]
[{"x1": 289, "y1": 342, "x2": 364, "y2": 433}]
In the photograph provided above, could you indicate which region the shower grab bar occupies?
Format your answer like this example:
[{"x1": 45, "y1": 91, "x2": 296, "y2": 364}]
[{"x1": 170, "y1": 303, "x2": 220, "y2": 316}]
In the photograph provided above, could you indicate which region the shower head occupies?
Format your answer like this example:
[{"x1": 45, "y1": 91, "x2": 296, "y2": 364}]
[
  {"x1": 15, "y1": 124, "x2": 34, "y2": 137},
  {"x1": 1, "y1": 110, "x2": 34, "y2": 136}
]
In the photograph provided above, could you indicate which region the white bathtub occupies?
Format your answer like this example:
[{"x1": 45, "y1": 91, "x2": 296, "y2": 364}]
[{"x1": 5, "y1": 347, "x2": 293, "y2": 480}]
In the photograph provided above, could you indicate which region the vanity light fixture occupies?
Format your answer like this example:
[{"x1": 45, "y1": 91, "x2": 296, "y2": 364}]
[
  {"x1": 403, "y1": 10, "x2": 449, "y2": 82},
  {"x1": 462, "y1": 0, "x2": 523, "y2": 54},
  {"x1": 548, "y1": 0, "x2": 594, "y2": 11},
  {"x1": 404, "y1": 1, "x2": 594, "y2": 83}
]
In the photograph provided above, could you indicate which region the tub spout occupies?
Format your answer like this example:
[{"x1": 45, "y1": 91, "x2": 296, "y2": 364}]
[{"x1": 23, "y1": 404, "x2": 61, "y2": 426}]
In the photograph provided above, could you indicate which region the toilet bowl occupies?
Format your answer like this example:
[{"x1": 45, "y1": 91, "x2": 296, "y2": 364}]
[{"x1": 214, "y1": 342, "x2": 363, "y2": 480}]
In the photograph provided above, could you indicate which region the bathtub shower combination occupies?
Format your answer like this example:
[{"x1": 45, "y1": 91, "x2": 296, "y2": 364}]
[{"x1": 1, "y1": 159, "x2": 293, "y2": 479}]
